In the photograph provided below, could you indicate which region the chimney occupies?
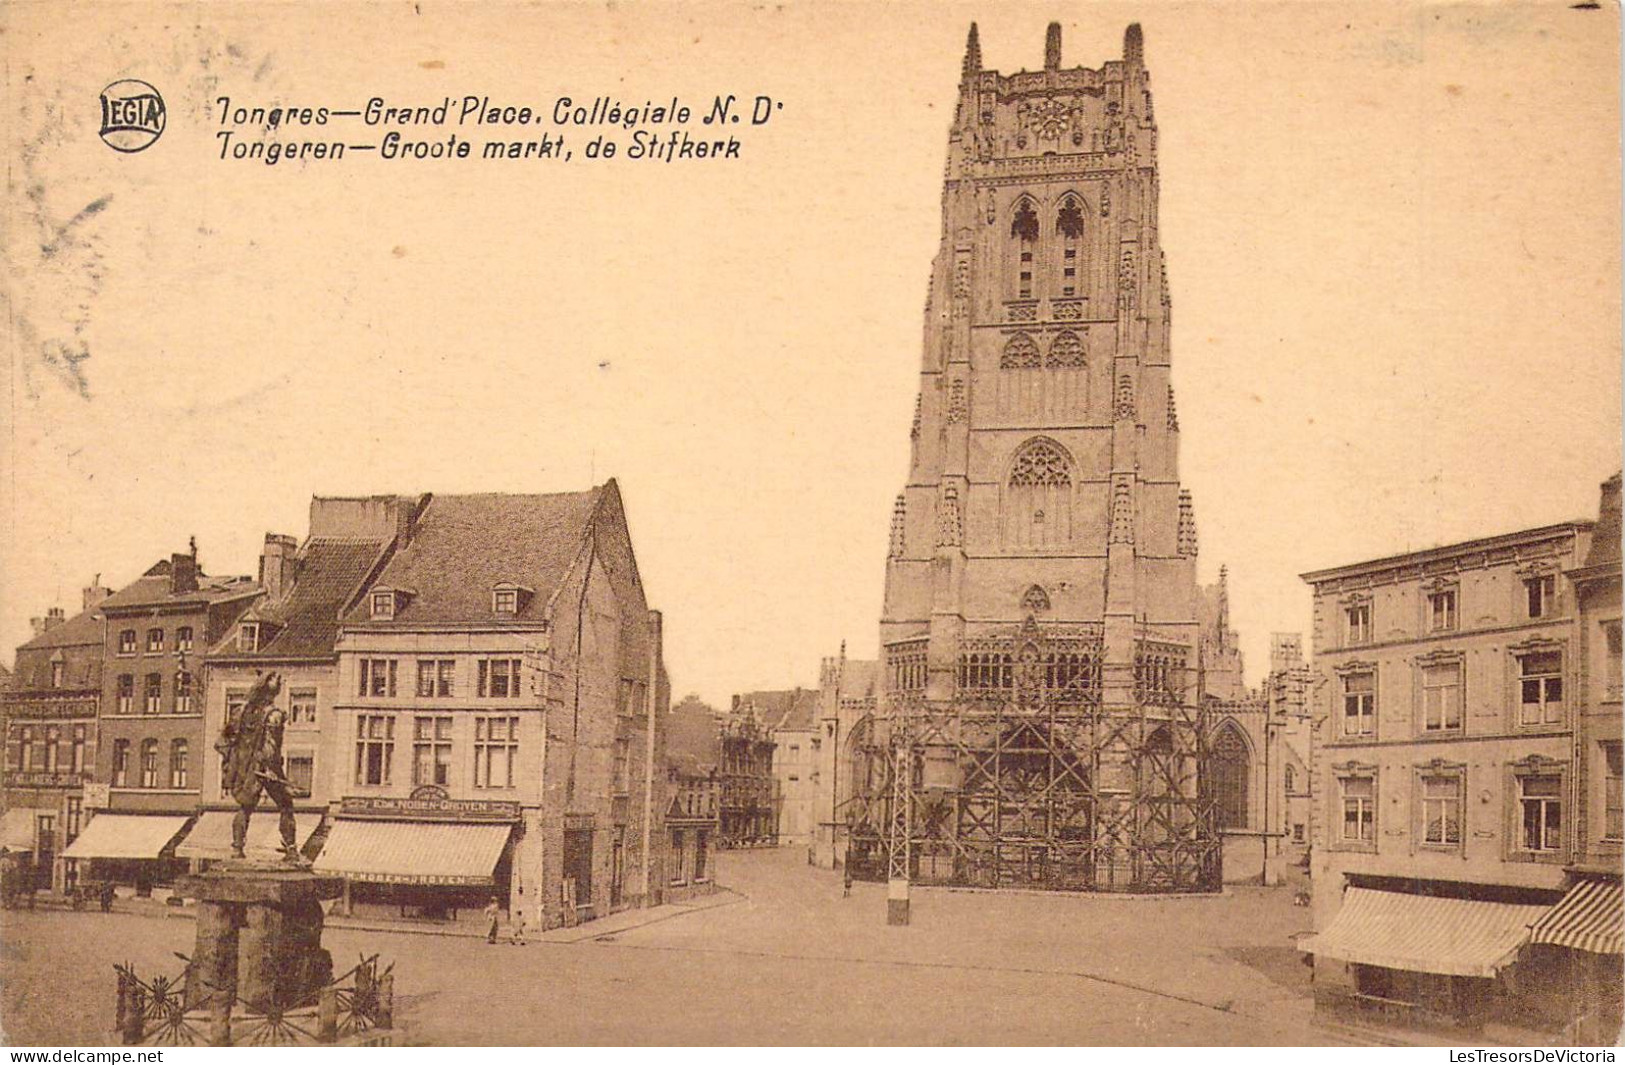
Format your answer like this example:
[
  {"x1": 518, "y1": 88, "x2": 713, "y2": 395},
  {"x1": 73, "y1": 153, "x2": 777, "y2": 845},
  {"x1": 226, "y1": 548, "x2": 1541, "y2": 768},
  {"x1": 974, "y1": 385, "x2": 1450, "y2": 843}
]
[
  {"x1": 30, "y1": 617, "x2": 46, "y2": 638},
  {"x1": 171, "y1": 551, "x2": 199, "y2": 595},
  {"x1": 44, "y1": 607, "x2": 65, "y2": 632},
  {"x1": 82, "y1": 574, "x2": 111, "y2": 612},
  {"x1": 259, "y1": 533, "x2": 299, "y2": 602}
]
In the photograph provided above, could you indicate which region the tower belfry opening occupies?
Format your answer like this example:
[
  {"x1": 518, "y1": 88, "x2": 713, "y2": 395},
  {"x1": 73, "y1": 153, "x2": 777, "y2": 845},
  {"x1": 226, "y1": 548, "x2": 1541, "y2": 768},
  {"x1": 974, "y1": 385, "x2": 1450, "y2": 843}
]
[{"x1": 846, "y1": 22, "x2": 1222, "y2": 894}]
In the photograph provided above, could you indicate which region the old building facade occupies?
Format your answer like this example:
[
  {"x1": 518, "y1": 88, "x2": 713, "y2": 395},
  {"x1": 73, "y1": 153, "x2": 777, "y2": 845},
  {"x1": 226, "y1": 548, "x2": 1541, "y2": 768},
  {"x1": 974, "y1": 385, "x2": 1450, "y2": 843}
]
[
  {"x1": 1300, "y1": 520, "x2": 1603, "y2": 1037},
  {"x1": 313, "y1": 483, "x2": 668, "y2": 931},
  {"x1": 2, "y1": 581, "x2": 109, "y2": 893},
  {"x1": 718, "y1": 704, "x2": 776, "y2": 847},
  {"x1": 664, "y1": 695, "x2": 722, "y2": 901},
  {"x1": 733, "y1": 688, "x2": 820, "y2": 847},
  {"x1": 66, "y1": 549, "x2": 260, "y2": 892},
  {"x1": 812, "y1": 651, "x2": 878, "y2": 870},
  {"x1": 189, "y1": 499, "x2": 415, "y2": 864},
  {"x1": 849, "y1": 22, "x2": 1226, "y2": 893}
]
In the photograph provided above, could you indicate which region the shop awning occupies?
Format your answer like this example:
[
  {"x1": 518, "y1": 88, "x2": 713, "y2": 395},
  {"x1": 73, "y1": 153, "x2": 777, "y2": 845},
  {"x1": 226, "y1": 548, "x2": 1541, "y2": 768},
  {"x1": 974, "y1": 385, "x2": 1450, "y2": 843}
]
[
  {"x1": 59, "y1": 814, "x2": 191, "y2": 861},
  {"x1": 1530, "y1": 878, "x2": 1623, "y2": 956},
  {"x1": 1, "y1": 809, "x2": 37, "y2": 852},
  {"x1": 174, "y1": 810, "x2": 324, "y2": 862},
  {"x1": 1298, "y1": 887, "x2": 1550, "y2": 978},
  {"x1": 312, "y1": 820, "x2": 512, "y2": 886}
]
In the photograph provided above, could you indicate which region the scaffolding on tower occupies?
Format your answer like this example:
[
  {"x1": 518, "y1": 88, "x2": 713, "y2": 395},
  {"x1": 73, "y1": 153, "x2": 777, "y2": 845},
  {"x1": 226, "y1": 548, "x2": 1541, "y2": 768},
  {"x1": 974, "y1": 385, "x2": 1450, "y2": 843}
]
[{"x1": 844, "y1": 619, "x2": 1221, "y2": 894}]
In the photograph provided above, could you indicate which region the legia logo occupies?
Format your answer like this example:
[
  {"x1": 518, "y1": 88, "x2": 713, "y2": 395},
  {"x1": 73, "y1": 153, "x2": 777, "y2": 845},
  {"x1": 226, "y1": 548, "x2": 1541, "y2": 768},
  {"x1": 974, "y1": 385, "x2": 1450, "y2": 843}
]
[{"x1": 98, "y1": 79, "x2": 165, "y2": 153}]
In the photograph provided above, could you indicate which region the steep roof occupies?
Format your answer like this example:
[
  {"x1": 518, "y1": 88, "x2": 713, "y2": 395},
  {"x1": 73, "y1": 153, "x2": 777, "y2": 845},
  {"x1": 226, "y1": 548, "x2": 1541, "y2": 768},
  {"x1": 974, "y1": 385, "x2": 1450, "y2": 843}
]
[
  {"x1": 735, "y1": 687, "x2": 819, "y2": 732},
  {"x1": 342, "y1": 488, "x2": 604, "y2": 625},
  {"x1": 98, "y1": 572, "x2": 258, "y2": 612},
  {"x1": 217, "y1": 537, "x2": 392, "y2": 658},
  {"x1": 1582, "y1": 473, "x2": 1621, "y2": 571},
  {"x1": 15, "y1": 605, "x2": 104, "y2": 651}
]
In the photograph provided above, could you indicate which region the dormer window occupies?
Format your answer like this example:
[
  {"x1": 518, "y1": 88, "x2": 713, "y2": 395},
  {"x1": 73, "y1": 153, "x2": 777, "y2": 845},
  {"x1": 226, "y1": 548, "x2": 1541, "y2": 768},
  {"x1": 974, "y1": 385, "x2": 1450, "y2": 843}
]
[
  {"x1": 491, "y1": 583, "x2": 532, "y2": 618},
  {"x1": 371, "y1": 590, "x2": 399, "y2": 620},
  {"x1": 238, "y1": 623, "x2": 259, "y2": 653}
]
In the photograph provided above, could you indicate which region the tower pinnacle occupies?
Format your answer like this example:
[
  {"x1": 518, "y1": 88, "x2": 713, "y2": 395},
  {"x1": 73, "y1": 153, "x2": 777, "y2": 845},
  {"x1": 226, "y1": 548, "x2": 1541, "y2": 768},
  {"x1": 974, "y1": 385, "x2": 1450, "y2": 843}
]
[
  {"x1": 962, "y1": 23, "x2": 981, "y2": 79},
  {"x1": 1124, "y1": 23, "x2": 1144, "y2": 64},
  {"x1": 1044, "y1": 22, "x2": 1062, "y2": 70}
]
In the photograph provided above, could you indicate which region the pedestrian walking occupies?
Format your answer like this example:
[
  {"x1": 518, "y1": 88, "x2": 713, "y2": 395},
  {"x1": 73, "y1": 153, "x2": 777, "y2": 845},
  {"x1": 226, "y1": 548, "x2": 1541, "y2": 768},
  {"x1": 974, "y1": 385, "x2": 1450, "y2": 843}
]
[
  {"x1": 843, "y1": 868, "x2": 853, "y2": 898},
  {"x1": 99, "y1": 881, "x2": 115, "y2": 913},
  {"x1": 510, "y1": 905, "x2": 527, "y2": 946},
  {"x1": 484, "y1": 896, "x2": 501, "y2": 944}
]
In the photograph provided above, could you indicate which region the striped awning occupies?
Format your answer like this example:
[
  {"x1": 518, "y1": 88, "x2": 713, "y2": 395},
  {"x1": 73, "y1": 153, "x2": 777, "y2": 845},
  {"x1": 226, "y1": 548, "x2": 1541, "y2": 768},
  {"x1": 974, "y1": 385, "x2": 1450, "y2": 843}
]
[
  {"x1": 1530, "y1": 878, "x2": 1623, "y2": 956},
  {"x1": 1299, "y1": 887, "x2": 1550, "y2": 978},
  {"x1": 59, "y1": 814, "x2": 191, "y2": 861},
  {"x1": 175, "y1": 810, "x2": 324, "y2": 862},
  {"x1": 312, "y1": 820, "x2": 512, "y2": 886}
]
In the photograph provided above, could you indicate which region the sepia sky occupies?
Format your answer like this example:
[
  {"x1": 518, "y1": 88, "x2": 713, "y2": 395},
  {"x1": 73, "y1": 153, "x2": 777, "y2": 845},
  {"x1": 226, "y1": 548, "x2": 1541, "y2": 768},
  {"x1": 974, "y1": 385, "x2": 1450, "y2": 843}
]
[{"x1": 3, "y1": 1, "x2": 1620, "y2": 707}]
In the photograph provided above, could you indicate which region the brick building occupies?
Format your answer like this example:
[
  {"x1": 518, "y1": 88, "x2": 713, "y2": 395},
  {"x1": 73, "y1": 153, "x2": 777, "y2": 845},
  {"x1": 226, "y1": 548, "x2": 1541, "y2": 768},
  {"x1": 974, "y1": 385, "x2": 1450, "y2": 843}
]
[
  {"x1": 665, "y1": 696, "x2": 723, "y2": 902},
  {"x1": 718, "y1": 700, "x2": 776, "y2": 848},
  {"x1": 2, "y1": 580, "x2": 109, "y2": 893},
  {"x1": 313, "y1": 483, "x2": 669, "y2": 931},
  {"x1": 65, "y1": 547, "x2": 260, "y2": 892},
  {"x1": 733, "y1": 688, "x2": 820, "y2": 847},
  {"x1": 187, "y1": 499, "x2": 416, "y2": 863},
  {"x1": 1299, "y1": 518, "x2": 1602, "y2": 1037}
]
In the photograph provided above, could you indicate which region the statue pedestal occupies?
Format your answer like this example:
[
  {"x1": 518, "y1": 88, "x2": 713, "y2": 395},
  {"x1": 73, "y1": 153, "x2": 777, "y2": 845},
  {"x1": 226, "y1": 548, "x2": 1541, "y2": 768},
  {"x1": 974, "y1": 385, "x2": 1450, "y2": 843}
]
[{"x1": 175, "y1": 865, "x2": 342, "y2": 1021}]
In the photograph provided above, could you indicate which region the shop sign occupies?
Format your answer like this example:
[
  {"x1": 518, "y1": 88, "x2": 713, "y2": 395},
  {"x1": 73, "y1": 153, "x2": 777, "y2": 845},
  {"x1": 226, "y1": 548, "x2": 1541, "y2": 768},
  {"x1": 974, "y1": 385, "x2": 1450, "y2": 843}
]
[
  {"x1": 347, "y1": 872, "x2": 496, "y2": 886},
  {"x1": 82, "y1": 782, "x2": 111, "y2": 809},
  {"x1": 5, "y1": 771, "x2": 87, "y2": 789},
  {"x1": 339, "y1": 794, "x2": 521, "y2": 822}
]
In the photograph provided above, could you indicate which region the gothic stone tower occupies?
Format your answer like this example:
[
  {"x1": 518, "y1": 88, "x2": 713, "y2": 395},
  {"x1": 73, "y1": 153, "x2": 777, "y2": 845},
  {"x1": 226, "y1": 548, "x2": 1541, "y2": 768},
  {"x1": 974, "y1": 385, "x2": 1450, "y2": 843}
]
[{"x1": 853, "y1": 22, "x2": 1219, "y2": 893}]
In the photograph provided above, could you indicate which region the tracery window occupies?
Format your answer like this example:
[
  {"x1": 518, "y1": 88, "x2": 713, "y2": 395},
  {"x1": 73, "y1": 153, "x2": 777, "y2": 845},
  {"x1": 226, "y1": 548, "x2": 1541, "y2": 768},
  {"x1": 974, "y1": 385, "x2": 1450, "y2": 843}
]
[
  {"x1": 1006, "y1": 439, "x2": 1073, "y2": 549},
  {"x1": 1001, "y1": 332, "x2": 1041, "y2": 369},
  {"x1": 1212, "y1": 725, "x2": 1250, "y2": 830},
  {"x1": 1046, "y1": 331, "x2": 1084, "y2": 369}
]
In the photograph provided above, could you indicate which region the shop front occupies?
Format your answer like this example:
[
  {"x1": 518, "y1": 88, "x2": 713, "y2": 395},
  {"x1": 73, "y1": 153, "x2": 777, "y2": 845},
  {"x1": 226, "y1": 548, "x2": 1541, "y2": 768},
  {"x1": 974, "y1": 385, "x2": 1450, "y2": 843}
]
[
  {"x1": 175, "y1": 807, "x2": 327, "y2": 866},
  {"x1": 58, "y1": 810, "x2": 193, "y2": 897},
  {"x1": 313, "y1": 790, "x2": 520, "y2": 926}
]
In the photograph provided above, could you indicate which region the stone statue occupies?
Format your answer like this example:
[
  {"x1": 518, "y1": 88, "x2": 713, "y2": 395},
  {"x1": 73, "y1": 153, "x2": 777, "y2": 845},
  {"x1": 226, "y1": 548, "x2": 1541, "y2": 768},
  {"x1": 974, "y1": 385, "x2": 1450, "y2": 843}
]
[{"x1": 216, "y1": 671, "x2": 300, "y2": 863}]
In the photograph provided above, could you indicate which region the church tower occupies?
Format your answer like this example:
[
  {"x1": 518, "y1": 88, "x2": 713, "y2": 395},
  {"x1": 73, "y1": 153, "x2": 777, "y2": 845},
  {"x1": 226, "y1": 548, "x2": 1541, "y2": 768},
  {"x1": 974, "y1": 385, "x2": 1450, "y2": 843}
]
[{"x1": 856, "y1": 22, "x2": 1220, "y2": 895}]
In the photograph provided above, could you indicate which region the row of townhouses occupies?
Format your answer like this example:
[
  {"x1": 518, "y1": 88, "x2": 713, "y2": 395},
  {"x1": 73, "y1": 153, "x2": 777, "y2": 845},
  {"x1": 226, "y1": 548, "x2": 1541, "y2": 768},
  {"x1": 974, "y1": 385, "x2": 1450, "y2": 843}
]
[{"x1": 1, "y1": 482, "x2": 688, "y2": 932}]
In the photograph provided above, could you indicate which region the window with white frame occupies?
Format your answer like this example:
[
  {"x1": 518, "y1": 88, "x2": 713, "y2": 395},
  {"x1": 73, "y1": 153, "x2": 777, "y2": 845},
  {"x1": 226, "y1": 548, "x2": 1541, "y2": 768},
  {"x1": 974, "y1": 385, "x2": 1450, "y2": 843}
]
[
  {"x1": 1340, "y1": 775, "x2": 1375, "y2": 844},
  {"x1": 1516, "y1": 773, "x2": 1563, "y2": 853},
  {"x1": 112, "y1": 740, "x2": 130, "y2": 787},
  {"x1": 176, "y1": 626, "x2": 193, "y2": 652},
  {"x1": 1605, "y1": 621, "x2": 1623, "y2": 700},
  {"x1": 70, "y1": 725, "x2": 86, "y2": 775},
  {"x1": 416, "y1": 660, "x2": 454, "y2": 698},
  {"x1": 359, "y1": 658, "x2": 397, "y2": 698},
  {"x1": 1525, "y1": 574, "x2": 1557, "y2": 619},
  {"x1": 170, "y1": 739, "x2": 189, "y2": 789},
  {"x1": 1518, "y1": 650, "x2": 1564, "y2": 726},
  {"x1": 474, "y1": 716, "x2": 518, "y2": 788},
  {"x1": 493, "y1": 588, "x2": 519, "y2": 616},
  {"x1": 143, "y1": 673, "x2": 163, "y2": 714},
  {"x1": 44, "y1": 727, "x2": 60, "y2": 773},
  {"x1": 140, "y1": 739, "x2": 159, "y2": 788},
  {"x1": 118, "y1": 629, "x2": 136, "y2": 655},
  {"x1": 370, "y1": 591, "x2": 396, "y2": 620},
  {"x1": 238, "y1": 623, "x2": 259, "y2": 653},
  {"x1": 174, "y1": 671, "x2": 193, "y2": 714},
  {"x1": 412, "y1": 716, "x2": 453, "y2": 787},
  {"x1": 1421, "y1": 661, "x2": 1463, "y2": 733},
  {"x1": 286, "y1": 751, "x2": 314, "y2": 795},
  {"x1": 1345, "y1": 602, "x2": 1371, "y2": 645},
  {"x1": 116, "y1": 674, "x2": 133, "y2": 714},
  {"x1": 147, "y1": 628, "x2": 164, "y2": 654},
  {"x1": 289, "y1": 687, "x2": 317, "y2": 726},
  {"x1": 1341, "y1": 671, "x2": 1375, "y2": 737},
  {"x1": 1420, "y1": 773, "x2": 1463, "y2": 847},
  {"x1": 355, "y1": 714, "x2": 395, "y2": 786},
  {"x1": 478, "y1": 658, "x2": 523, "y2": 699},
  {"x1": 50, "y1": 660, "x2": 64, "y2": 688},
  {"x1": 1428, "y1": 589, "x2": 1457, "y2": 632}
]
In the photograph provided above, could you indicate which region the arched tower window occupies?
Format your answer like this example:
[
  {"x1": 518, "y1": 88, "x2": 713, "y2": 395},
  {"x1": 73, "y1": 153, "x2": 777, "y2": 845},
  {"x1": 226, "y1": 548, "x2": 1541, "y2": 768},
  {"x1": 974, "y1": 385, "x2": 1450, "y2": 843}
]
[
  {"x1": 1001, "y1": 333, "x2": 1041, "y2": 369},
  {"x1": 1211, "y1": 724, "x2": 1250, "y2": 830},
  {"x1": 1056, "y1": 195, "x2": 1086, "y2": 297},
  {"x1": 1006, "y1": 438, "x2": 1073, "y2": 549},
  {"x1": 1046, "y1": 331, "x2": 1084, "y2": 369},
  {"x1": 1011, "y1": 198, "x2": 1039, "y2": 299}
]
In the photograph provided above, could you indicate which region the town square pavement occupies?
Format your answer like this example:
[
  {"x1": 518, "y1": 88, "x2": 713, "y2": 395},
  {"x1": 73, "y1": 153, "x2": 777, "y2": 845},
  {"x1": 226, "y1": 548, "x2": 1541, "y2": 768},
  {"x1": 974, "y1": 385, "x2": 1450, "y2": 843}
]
[{"x1": 1, "y1": 848, "x2": 1325, "y2": 1045}]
